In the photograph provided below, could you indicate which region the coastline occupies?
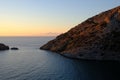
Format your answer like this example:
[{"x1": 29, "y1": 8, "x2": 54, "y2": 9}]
[{"x1": 40, "y1": 49, "x2": 120, "y2": 62}]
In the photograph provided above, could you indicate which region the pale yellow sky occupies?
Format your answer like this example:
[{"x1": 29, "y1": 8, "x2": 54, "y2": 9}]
[{"x1": 0, "y1": 13, "x2": 71, "y2": 36}]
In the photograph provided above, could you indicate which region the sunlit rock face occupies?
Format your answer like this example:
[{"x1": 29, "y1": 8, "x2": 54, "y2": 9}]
[
  {"x1": 0, "y1": 43, "x2": 9, "y2": 50},
  {"x1": 40, "y1": 6, "x2": 120, "y2": 61}
]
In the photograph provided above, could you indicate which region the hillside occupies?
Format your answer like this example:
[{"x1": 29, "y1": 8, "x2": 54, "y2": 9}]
[{"x1": 40, "y1": 6, "x2": 120, "y2": 60}]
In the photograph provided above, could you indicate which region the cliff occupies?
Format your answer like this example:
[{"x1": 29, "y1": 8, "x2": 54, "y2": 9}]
[{"x1": 40, "y1": 6, "x2": 120, "y2": 61}]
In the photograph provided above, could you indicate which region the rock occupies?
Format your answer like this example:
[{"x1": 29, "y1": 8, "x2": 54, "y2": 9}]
[
  {"x1": 11, "y1": 47, "x2": 19, "y2": 50},
  {"x1": 0, "y1": 43, "x2": 9, "y2": 50},
  {"x1": 40, "y1": 6, "x2": 120, "y2": 61}
]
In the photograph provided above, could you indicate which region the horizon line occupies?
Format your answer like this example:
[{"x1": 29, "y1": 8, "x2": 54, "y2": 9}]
[{"x1": 0, "y1": 36, "x2": 57, "y2": 37}]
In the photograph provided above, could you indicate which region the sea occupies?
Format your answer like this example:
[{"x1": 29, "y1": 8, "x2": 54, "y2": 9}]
[{"x1": 0, "y1": 37, "x2": 120, "y2": 80}]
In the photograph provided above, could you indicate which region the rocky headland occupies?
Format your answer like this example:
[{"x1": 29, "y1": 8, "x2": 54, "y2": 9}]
[
  {"x1": 40, "y1": 6, "x2": 120, "y2": 61},
  {"x1": 0, "y1": 43, "x2": 9, "y2": 50}
]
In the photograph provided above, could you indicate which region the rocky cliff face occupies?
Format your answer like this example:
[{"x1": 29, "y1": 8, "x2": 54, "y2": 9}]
[
  {"x1": 0, "y1": 43, "x2": 9, "y2": 50},
  {"x1": 40, "y1": 6, "x2": 120, "y2": 61}
]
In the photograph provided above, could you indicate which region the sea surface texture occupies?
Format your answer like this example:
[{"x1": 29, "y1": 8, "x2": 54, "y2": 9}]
[{"x1": 0, "y1": 37, "x2": 119, "y2": 80}]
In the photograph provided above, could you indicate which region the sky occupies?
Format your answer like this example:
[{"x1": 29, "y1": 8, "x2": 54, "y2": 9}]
[{"x1": 0, "y1": 0, "x2": 120, "y2": 36}]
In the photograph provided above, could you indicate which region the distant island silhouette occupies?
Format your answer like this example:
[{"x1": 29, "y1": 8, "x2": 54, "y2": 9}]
[
  {"x1": 40, "y1": 6, "x2": 120, "y2": 61},
  {"x1": 0, "y1": 43, "x2": 9, "y2": 50}
]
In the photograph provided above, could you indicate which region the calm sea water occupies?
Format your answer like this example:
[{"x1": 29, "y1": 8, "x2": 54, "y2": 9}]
[{"x1": 0, "y1": 37, "x2": 120, "y2": 80}]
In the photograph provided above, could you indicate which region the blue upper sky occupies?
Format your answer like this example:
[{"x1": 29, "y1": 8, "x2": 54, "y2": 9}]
[{"x1": 0, "y1": 0, "x2": 120, "y2": 36}]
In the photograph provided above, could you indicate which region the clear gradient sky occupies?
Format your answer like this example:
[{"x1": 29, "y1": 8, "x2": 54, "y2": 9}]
[{"x1": 0, "y1": 0, "x2": 120, "y2": 36}]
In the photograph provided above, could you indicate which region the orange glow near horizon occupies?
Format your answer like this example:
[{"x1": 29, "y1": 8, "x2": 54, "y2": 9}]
[
  {"x1": 0, "y1": 26, "x2": 64, "y2": 36},
  {"x1": 0, "y1": 25, "x2": 66, "y2": 37},
  {"x1": 0, "y1": 12, "x2": 70, "y2": 37}
]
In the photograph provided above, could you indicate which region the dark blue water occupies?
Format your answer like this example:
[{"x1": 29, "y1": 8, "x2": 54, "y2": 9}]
[{"x1": 0, "y1": 37, "x2": 120, "y2": 80}]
